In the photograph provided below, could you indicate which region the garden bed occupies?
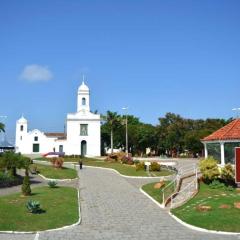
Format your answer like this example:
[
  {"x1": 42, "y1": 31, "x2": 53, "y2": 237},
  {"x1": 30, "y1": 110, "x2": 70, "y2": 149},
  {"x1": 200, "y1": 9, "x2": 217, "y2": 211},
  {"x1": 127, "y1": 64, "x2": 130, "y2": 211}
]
[
  {"x1": 142, "y1": 181, "x2": 172, "y2": 204},
  {"x1": 171, "y1": 182, "x2": 240, "y2": 232},
  {"x1": 0, "y1": 186, "x2": 79, "y2": 231},
  {"x1": 0, "y1": 173, "x2": 23, "y2": 188},
  {"x1": 82, "y1": 158, "x2": 174, "y2": 177},
  {"x1": 34, "y1": 157, "x2": 174, "y2": 177},
  {"x1": 32, "y1": 164, "x2": 78, "y2": 179}
]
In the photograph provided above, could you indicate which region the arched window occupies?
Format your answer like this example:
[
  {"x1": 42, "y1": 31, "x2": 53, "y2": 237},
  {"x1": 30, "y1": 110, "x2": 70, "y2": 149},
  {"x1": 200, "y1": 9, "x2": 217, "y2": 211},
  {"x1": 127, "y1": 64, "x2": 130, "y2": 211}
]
[
  {"x1": 82, "y1": 97, "x2": 86, "y2": 105},
  {"x1": 20, "y1": 125, "x2": 24, "y2": 131}
]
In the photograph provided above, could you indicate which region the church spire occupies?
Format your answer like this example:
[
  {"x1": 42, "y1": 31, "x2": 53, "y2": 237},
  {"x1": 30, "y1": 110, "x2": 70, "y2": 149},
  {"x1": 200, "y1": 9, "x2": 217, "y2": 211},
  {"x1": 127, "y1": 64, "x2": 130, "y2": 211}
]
[
  {"x1": 82, "y1": 74, "x2": 86, "y2": 85},
  {"x1": 77, "y1": 78, "x2": 90, "y2": 112}
]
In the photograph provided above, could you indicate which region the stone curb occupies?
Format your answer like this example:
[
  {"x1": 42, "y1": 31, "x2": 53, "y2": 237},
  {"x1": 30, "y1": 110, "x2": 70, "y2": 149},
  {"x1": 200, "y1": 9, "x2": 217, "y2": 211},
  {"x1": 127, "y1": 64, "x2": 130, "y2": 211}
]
[
  {"x1": 139, "y1": 185, "x2": 240, "y2": 235},
  {"x1": 34, "y1": 159, "x2": 175, "y2": 179},
  {"x1": 32, "y1": 160, "x2": 79, "y2": 181},
  {"x1": 0, "y1": 188, "x2": 81, "y2": 235},
  {"x1": 38, "y1": 174, "x2": 78, "y2": 182},
  {"x1": 33, "y1": 160, "x2": 76, "y2": 169},
  {"x1": 84, "y1": 165, "x2": 174, "y2": 180},
  {"x1": 168, "y1": 212, "x2": 240, "y2": 235},
  {"x1": 139, "y1": 187, "x2": 165, "y2": 208}
]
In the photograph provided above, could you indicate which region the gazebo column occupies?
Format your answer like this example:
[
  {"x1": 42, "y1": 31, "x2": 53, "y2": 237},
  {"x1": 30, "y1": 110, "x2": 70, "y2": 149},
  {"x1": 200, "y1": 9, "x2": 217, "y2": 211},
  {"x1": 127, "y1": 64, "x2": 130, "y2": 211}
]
[
  {"x1": 204, "y1": 143, "x2": 208, "y2": 158},
  {"x1": 220, "y1": 141, "x2": 225, "y2": 166}
]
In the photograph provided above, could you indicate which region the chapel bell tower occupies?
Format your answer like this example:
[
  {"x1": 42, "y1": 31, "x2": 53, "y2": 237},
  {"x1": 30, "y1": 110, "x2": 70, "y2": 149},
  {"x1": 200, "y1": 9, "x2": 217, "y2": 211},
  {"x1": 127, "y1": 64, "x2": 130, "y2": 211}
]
[{"x1": 77, "y1": 81, "x2": 90, "y2": 112}]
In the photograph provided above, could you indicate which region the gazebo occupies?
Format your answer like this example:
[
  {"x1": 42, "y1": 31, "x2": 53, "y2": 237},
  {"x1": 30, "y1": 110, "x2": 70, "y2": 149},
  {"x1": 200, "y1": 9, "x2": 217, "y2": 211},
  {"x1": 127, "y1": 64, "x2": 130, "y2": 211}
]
[{"x1": 202, "y1": 118, "x2": 240, "y2": 166}]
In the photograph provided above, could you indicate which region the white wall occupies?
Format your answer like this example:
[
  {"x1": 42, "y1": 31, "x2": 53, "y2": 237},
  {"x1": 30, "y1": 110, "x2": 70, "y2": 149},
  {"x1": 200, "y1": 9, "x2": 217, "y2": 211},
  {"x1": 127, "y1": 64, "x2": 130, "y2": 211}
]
[
  {"x1": 66, "y1": 119, "x2": 100, "y2": 156},
  {"x1": 15, "y1": 82, "x2": 101, "y2": 156},
  {"x1": 16, "y1": 120, "x2": 100, "y2": 156},
  {"x1": 16, "y1": 129, "x2": 65, "y2": 154}
]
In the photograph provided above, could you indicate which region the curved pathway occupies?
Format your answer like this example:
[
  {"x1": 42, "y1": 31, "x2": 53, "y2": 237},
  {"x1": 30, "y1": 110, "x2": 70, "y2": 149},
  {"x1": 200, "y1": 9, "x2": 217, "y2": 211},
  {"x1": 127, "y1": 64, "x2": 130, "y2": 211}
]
[{"x1": 1, "y1": 166, "x2": 239, "y2": 240}]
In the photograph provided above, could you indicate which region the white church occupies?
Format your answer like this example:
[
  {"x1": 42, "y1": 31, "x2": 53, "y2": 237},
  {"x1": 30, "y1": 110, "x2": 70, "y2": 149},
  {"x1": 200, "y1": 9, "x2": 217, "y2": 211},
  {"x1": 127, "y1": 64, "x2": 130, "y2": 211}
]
[{"x1": 15, "y1": 82, "x2": 101, "y2": 157}]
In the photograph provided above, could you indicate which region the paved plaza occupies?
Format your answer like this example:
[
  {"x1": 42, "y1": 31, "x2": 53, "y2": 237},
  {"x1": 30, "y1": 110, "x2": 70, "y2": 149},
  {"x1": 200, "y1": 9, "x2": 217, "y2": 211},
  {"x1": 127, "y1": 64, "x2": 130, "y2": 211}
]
[{"x1": 1, "y1": 164, "x2": 240, "y2": 240}]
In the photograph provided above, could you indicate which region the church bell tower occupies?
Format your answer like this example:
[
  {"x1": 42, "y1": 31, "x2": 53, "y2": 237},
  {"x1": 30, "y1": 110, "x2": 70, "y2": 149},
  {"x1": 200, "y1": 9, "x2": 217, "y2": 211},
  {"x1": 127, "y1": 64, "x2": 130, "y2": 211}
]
[{"x1": 77, "y1": 81, "x2": 90, "y2": 112}]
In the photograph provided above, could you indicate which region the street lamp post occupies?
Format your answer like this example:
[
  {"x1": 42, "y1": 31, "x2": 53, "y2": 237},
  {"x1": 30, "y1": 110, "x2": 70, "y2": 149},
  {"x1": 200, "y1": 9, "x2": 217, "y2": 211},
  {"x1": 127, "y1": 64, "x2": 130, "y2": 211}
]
[{"x1": 122, "y1": 107, "x2": 128, "y2": 156}]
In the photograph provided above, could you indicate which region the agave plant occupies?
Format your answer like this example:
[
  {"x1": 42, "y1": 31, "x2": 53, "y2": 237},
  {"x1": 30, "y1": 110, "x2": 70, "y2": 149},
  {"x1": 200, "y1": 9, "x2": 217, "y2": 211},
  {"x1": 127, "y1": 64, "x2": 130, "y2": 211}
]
[
  {"x1": 48, "y1": 180, "x2": 57, "y2": 188},
  {"x1": 26, "y1": 200, "x2": 41, "y2": 214}
]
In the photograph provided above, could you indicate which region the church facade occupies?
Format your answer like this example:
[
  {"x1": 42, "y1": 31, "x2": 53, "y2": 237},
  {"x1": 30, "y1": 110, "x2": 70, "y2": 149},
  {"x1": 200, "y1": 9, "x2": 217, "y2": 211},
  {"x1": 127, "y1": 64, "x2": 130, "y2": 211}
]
[{"x1": 15, "y1": 82, "x2": 101, "y2": 157}]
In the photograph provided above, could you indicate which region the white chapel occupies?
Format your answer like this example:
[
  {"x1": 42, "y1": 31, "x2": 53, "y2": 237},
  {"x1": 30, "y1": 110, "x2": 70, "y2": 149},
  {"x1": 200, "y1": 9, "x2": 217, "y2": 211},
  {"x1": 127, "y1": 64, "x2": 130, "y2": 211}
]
[{"x1": 15, "y1": 82, "x2": 101, "y2": 157}]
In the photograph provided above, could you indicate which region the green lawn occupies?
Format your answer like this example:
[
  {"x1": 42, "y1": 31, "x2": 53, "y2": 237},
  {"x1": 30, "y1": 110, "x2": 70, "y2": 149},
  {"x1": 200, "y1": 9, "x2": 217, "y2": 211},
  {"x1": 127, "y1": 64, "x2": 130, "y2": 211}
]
[
  {"x1": 142, "y1": 181, "x2": 171, "y2": 204},
  {"x1": 34, "y1": 157, "x2": 174, "y2": 177},
  {"x1": 33, "y1": 163, "x2": 78, "y2": 179},
  {"x1": 81, "y1": 158, "x2": 173, "y2": 177},
  {"x1": 171, "y1": 183, "x2": 240, "y2": 232},
  {"x1": 0, "y1": 186, "x2": 79, "y2": 231}
]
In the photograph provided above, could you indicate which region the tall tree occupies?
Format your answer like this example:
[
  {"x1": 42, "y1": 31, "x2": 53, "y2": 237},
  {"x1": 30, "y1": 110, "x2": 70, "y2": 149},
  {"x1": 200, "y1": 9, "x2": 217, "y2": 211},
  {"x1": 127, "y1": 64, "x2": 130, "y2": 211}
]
[{"x1": 103, "y1": 111, "x2": 121, "y2": 153}]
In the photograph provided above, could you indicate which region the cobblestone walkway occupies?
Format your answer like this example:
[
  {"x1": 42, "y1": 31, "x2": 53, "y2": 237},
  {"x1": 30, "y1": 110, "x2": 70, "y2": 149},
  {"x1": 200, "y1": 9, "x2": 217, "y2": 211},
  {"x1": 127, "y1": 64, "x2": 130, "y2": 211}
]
[
  {"x1": 1, "y1": 166, "x2": 240, "y2": 240},
  {"x1": 40, "y1": 167, "x2": 239, "y2": 240}
]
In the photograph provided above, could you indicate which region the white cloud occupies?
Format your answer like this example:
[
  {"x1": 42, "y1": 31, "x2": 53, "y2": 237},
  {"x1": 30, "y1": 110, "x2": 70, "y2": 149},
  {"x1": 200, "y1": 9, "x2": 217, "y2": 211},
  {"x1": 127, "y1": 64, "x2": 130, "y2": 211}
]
[{"x1": 20, "y1": 64, "x2": 53, "y2": 82}]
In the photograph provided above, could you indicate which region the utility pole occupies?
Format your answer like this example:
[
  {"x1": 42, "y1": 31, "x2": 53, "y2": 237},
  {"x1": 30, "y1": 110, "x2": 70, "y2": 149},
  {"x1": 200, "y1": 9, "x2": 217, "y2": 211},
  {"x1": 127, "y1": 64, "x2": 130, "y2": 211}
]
[{"x1": 122, "y1": 107, "x2": 128, "y2": 156}]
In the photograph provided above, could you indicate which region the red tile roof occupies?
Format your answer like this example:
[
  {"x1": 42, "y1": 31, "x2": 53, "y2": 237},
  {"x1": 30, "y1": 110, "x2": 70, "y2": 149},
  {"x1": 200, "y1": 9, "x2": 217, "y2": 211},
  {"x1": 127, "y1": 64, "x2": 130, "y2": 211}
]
[
  {"x1": 44, "y1": 132, "x2": 66, "y2": 138},
  {"x1": 202, "y1": 119, "x2": 240, "y2": 141}
]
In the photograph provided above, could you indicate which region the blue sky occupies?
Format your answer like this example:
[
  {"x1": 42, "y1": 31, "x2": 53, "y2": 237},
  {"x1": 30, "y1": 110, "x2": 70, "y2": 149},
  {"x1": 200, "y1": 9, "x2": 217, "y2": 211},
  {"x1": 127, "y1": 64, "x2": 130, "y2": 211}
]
[{"x1": 0, "y1": 0, "x2": 240, "y2": 143}]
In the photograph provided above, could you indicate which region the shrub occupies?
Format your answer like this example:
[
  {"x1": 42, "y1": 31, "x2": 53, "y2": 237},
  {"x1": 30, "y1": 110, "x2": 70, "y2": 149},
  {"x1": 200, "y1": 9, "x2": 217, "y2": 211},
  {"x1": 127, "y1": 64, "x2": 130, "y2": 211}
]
[
  {"x1": 136, "y1": 162, "x2": 145, "y2": 171},
  {"x1": 50, "y1": 157, "x2": 64, "y2": 168},
  {"x1": 26, "y1": 200, "x2": 41, "y2": 214},
  {"x1": 225, "y1": 185, "x2": 234, "y2": 191},
  {"x1": 133, "y1": 159, "x2": 140, "y2": 164},
  {"x1": 48, "y1": 180, "x2": 57, "y2": 188},
  {"x1": 199, "y1": 157, "x2": 220, "y2": 183},
  {"x1": 150, "y1": 162, "x2": 161, "y2": 171},
  {"x1": 0, "y1": 171, "x2": 14, "y2": 182},
  {"x1": 0, "y1": 171, "x2": 23, "y2": 188},
  {"x1": 221, "y1": 164, "x2": 235, "y2": 186},
  {"x1": 30, "y1": 164, "x2": 38, "y2": 174},
  {"x1": 21, "y1": 175, "x2": 31, "y2": 196},
  {"x1": 209, "y1": 180, "x2": 225, "y2": 189},
  {"x1": 209, "y1": 179, "x2": 235, "y2": 191},
  {"x1": 105, "y1": 152, "x2": 126, "y2": 163},
  {"x1": 121, "y1": 155, "x2": 134, "y2": 165}
]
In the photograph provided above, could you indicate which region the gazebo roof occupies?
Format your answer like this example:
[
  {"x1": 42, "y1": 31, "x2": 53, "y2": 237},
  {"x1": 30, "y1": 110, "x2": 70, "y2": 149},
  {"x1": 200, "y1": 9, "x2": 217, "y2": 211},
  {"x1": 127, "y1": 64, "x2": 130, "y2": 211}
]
[{"x1": 202, "y1": 118, "x2": 240, "y2": 141}]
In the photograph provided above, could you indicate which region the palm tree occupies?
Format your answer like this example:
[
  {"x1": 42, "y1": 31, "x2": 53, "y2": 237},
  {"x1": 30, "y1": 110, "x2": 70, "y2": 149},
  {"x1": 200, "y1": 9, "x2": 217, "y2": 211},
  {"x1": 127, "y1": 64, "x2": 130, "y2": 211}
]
[
  {"x1": 104, "y1": 111, "x2": 121, "y2": 154},
  {"x1": 0, "y1": 122, "x2": 5, "y2": 133}
]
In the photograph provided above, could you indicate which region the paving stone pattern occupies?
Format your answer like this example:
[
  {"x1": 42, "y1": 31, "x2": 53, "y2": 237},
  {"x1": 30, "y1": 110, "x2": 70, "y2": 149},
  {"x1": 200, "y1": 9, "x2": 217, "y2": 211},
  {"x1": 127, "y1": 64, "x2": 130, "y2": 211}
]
[
  {"x1": 39, "y1": 167, "x2": 239, "y2": 240},
  {"x1": 1, "y1": 165, "x2": 240, "y2": 240}
]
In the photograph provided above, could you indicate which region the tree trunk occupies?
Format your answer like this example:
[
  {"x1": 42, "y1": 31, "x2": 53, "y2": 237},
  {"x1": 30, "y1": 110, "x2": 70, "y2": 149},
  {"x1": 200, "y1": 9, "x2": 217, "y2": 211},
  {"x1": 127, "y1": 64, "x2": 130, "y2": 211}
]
[
  {"x1": 25, "y1": 167, "x2": 29, "y2": 177},
  {"x1": 111, "y1": 129, "x2": 113, "y2": 154}
]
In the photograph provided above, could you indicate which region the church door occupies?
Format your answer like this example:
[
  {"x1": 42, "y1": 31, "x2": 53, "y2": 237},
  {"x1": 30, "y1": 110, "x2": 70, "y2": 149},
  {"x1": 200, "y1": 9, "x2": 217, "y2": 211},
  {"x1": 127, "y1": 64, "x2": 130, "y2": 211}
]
[
  {"x1": 81, "y1": 140, "x2": 87, "y2": 157},
  {"x1": 33, "y1": 144, "x2": 39, "y2": 153}
]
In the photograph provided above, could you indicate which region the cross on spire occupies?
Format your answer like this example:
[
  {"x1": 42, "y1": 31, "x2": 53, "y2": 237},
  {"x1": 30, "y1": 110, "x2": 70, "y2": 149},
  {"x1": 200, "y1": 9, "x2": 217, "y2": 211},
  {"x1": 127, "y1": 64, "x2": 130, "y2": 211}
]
[{"x1": 82, "y1": 74, "x2": 86, "y2": 84}]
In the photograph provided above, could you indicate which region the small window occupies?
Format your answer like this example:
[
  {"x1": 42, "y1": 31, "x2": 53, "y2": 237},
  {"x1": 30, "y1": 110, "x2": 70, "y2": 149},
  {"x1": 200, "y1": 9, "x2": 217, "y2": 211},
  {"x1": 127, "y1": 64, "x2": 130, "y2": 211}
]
[
  {"x1": 80, "y1": 124, "x2": 88, "y2": 136},
  {"x1": 34, "y1": 136, "x2": 38, "y2": 141},
  {"x1": 82, "y1": 97, "x2": 86, "y2": 105},
  {"x1": 20, "y1": 125, "x2": 24, "y2": 131},
  {"x1": 59, "y1": 145, "x2": 63, "y2": 153}
]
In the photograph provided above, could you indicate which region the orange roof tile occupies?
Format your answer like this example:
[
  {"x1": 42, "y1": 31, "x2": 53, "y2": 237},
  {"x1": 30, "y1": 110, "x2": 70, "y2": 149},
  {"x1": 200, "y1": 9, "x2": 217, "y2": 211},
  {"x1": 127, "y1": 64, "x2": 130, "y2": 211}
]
[
  {"x1": 202, "y1": 119, "x2": 240, "y2": 141},
  {"x1": 44, "y1": 132, "x2": 66, "y2": 138}
]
